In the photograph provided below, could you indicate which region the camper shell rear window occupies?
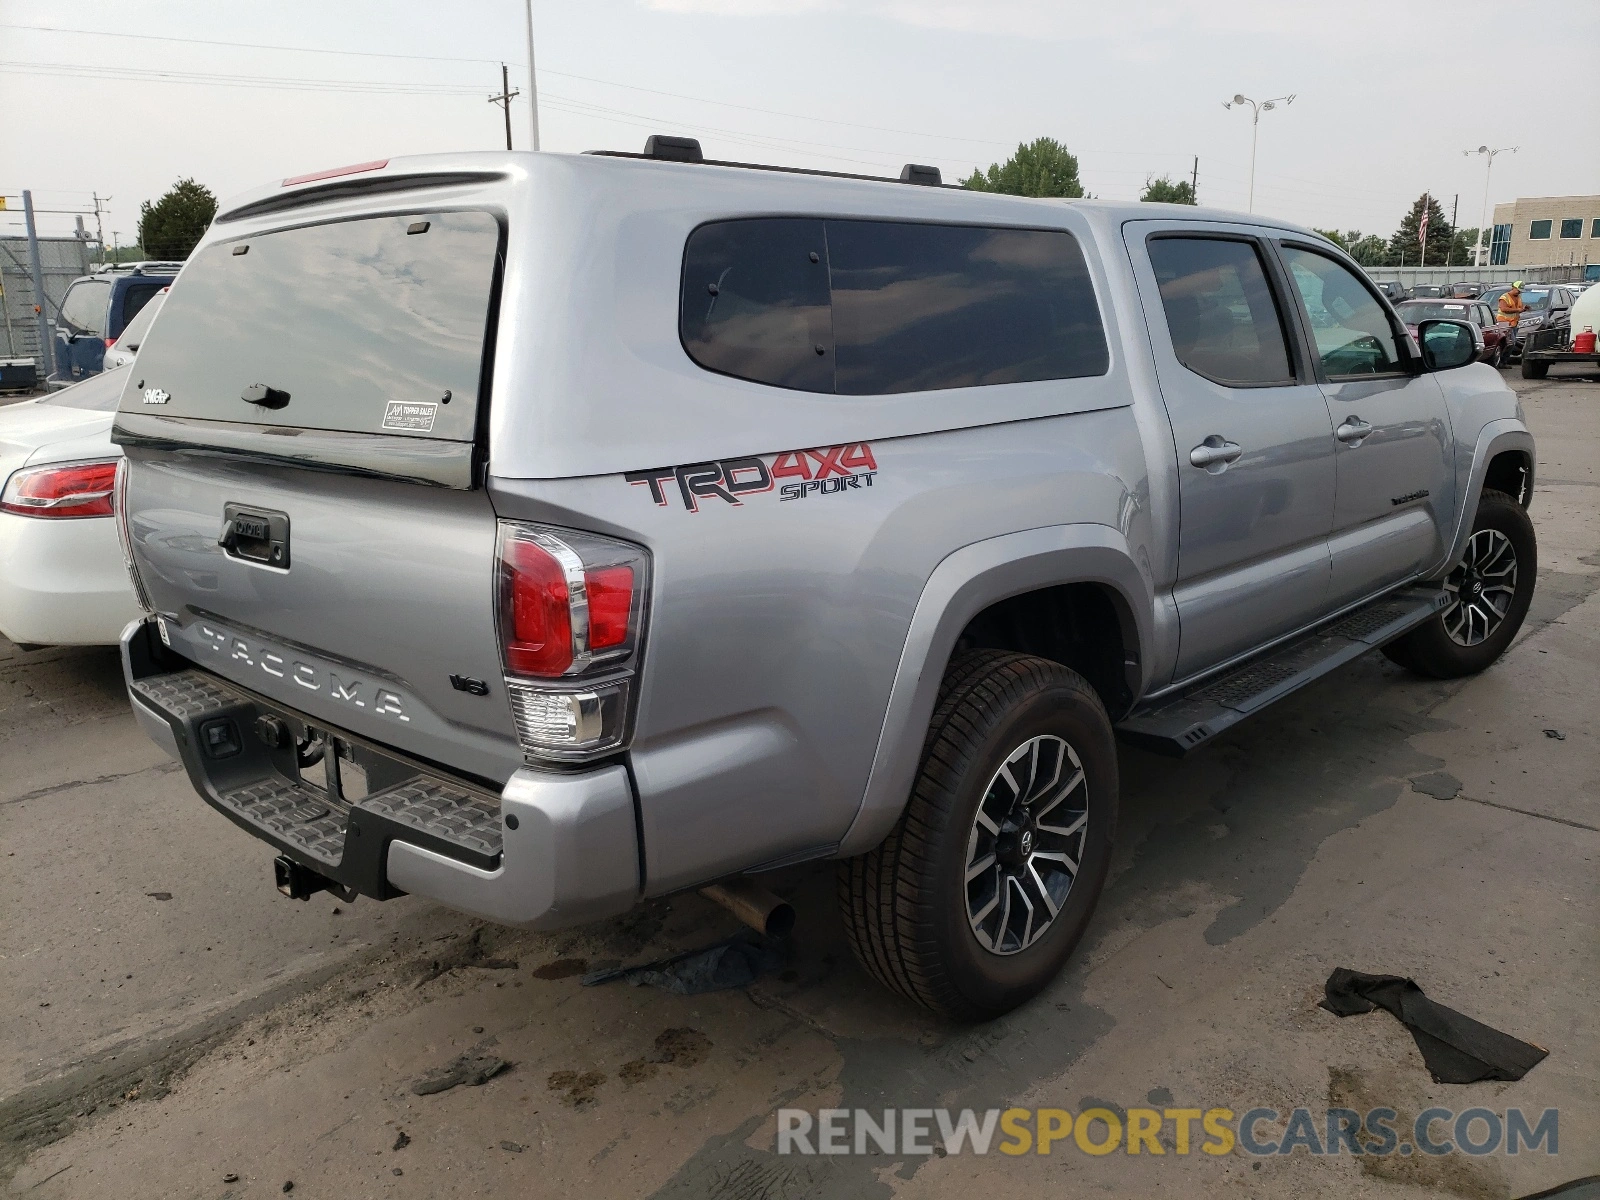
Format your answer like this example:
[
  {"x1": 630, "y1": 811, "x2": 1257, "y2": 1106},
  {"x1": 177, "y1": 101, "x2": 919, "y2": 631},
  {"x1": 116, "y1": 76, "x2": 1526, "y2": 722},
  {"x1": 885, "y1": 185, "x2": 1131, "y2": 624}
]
[{"x1": 119, "y1": 210, "x2": 501, "y2": 442}]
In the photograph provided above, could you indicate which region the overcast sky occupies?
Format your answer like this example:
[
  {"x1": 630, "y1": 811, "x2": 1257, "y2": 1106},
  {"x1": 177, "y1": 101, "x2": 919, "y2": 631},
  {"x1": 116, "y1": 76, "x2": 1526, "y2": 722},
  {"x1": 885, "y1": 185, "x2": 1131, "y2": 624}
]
[{"x1": 4, "y1": 0, "x2": 1598, "y2": 248}]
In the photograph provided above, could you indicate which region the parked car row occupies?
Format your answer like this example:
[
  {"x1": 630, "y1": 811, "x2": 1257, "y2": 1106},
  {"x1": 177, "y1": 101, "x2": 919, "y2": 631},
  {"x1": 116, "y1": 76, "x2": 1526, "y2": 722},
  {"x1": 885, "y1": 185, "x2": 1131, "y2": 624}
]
[{"x1": 1370, "y1": 276, "x2": 1583, "y2": 364}]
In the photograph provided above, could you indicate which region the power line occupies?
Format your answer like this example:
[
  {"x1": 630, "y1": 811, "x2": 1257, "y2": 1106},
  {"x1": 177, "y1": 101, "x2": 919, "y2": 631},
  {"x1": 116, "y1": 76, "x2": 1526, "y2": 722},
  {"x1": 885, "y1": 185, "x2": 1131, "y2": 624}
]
[
  {"x1": 0, "y1": 60, "x2": 489, "y2": 96},
  {"x1": 0, "y1": 21, "x2": 503, "y2": 65}
]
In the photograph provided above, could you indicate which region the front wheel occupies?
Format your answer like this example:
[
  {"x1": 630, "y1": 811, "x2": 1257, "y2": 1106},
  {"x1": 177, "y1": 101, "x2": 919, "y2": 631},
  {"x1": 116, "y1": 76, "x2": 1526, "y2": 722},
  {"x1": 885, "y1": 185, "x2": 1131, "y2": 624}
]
[
  {"x1": 1382, "y1": 489, "x2": 1536, "y2": 678},
  {"x1": 1521, "y1": 356, "x2": 1549, "y2": 379},
  {"x1": 838, "y1": 650, "x2": 1118, "y2": 1021}
]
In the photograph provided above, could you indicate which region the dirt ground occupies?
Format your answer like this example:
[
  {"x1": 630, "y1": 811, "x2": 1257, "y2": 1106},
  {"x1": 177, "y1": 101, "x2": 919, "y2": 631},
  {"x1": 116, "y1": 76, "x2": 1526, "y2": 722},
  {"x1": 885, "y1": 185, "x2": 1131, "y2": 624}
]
[{"x1": 3, "y1": 369, "x2": 1597, "y2": 1199}]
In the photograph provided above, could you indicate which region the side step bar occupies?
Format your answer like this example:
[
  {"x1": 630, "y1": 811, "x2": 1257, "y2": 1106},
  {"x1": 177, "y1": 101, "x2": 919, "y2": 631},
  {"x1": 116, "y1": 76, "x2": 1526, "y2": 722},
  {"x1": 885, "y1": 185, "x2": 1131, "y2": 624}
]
[{"x1": 1116, "y1": 587, "x2": 1450, "y2": 756}]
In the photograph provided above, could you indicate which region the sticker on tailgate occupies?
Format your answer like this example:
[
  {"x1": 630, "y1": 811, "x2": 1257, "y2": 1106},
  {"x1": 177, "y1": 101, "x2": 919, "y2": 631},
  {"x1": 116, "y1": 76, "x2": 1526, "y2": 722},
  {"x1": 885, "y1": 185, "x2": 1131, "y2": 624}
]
[{"x1": 381, "y1": 401, "x2": 438, "y2": 433}]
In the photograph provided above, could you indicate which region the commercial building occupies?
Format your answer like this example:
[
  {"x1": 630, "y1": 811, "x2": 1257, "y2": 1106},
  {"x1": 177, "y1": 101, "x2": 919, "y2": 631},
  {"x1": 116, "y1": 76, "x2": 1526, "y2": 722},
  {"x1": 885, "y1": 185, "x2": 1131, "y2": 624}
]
[{"x1": 1489, "y1": 195, "x2": 1600, "y2": 276}]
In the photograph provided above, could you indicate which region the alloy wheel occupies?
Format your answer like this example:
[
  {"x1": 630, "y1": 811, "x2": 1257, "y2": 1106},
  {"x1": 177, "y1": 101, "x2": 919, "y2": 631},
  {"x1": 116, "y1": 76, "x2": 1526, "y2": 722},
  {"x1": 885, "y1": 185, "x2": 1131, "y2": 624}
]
[
  {"x1": 964, "y1": 734, "x2": 1089, "y2": 955},
  {"x1": 1443, "y1": 528, "x2": 1518, "y2": 647}
]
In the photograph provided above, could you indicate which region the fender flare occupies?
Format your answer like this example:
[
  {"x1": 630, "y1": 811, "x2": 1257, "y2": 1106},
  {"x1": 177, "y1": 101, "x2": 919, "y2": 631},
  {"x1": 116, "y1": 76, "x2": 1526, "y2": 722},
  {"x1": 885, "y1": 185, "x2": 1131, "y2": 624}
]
[
  {"x1": 834, "y1": 523, "x2": 1153, "y2": 857},
  {"x1": 1425, "y1": 419, "x2": 1534, "y2": 580}
]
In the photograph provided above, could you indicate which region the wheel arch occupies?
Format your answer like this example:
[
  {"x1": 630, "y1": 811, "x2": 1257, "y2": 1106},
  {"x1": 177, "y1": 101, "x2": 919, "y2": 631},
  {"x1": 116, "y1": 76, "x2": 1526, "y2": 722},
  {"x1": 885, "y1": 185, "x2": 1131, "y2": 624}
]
[
  {"x1": 1427, "y1": 420, "x2": 1535, "y2": 580},
  {"x1": 835, "y1": 523, "x2": 1153, "y2": 857}
]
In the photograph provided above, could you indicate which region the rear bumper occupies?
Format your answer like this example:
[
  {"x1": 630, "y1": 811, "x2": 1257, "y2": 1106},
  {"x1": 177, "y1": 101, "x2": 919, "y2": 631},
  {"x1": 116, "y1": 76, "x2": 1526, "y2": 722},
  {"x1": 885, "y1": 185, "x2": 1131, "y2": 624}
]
[
  {"x1": 0, "y1": 513, "x2": 141, "y2": 646},
  {"x1": 120, "y1": 618, "x2": 640, "y2": 930}
]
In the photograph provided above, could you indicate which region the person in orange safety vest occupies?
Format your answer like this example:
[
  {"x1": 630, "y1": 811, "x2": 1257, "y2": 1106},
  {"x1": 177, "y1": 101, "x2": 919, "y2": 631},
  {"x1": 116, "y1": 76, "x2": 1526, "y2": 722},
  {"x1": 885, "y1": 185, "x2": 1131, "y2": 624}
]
[{"x1": 1497, "y1": 282, "x2": 1528, "y2": 328}]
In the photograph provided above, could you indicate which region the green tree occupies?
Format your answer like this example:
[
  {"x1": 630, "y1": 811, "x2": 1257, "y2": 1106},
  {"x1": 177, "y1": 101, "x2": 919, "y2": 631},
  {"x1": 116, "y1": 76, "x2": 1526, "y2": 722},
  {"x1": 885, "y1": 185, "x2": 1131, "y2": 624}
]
[
  {"x1": 1347, "y1": 235, "x2": 1390, "y2": 266},
  {"x1": 1449, "y1": 227, "x2": 1482, "y2": 266},
  {"x1": 1141, "y1": 175, "x2": 1195, "y2": 204},
  {"x1": 136, "y1": 178, "x2": 218, "y2": 260},
  {"x1": 1314, "y1": 228, "x2": 1351, "y2": 251},
  {"x1": 1387, "y1": 194, "x2": 1455, "y2": 267},
  {"x1": 963, "y1": 138, "x2": 1084, "y2": 198}
]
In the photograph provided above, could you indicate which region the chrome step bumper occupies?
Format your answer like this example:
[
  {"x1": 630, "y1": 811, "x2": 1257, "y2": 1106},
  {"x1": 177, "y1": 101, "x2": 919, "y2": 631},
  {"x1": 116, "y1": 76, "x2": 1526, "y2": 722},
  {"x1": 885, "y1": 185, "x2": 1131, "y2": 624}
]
[{"x1": 120, "y1": 619, "x2": 640, "y2": 929}]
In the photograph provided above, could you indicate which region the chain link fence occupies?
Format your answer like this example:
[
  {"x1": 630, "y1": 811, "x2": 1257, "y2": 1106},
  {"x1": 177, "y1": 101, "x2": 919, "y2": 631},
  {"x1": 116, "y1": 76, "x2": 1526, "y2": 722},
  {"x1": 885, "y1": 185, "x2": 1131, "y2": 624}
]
[{"x1": 0, "y1": 235, "x2": 93, "y2": 363}]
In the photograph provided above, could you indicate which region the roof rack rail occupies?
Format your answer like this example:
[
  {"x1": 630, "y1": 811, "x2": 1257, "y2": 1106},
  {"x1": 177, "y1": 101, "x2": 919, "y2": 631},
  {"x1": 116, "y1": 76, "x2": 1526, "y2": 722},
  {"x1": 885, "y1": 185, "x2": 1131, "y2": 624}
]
[
  {"x1": 586, "y1": 136, "x2": 958, "y2": 188},
  {"x1": 97, "y1": 260, "x2": 185, "y2": 274}
]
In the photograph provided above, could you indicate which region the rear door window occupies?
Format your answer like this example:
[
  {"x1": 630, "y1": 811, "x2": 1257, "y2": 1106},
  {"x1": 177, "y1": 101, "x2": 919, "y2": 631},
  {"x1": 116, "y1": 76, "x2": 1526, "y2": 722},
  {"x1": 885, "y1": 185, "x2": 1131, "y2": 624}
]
[
  {"x1": 121, "y1": 211, "x2": 501, "y2": 441},
  {"x1": 58, "y1": 279, "x2": 111, "y2": 336},
  {"x1": 679, "y1": 217, "x2": 1106, "y2": 395},
  {"x1": 1145, "y1": 237, "x2": 1294, "y2": 386}
]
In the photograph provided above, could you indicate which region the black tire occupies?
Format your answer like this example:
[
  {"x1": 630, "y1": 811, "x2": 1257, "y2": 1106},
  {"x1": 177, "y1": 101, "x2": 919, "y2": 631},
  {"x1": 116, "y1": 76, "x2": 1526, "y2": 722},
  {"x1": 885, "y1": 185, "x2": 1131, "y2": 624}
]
[
  {"x1": 1383, "y1": 489, "x2": 1536, "y2": 679},
  {"x1": 838, "y1": 650, "x2": 1118, "y2": 1021},
  {"x1": 1521, "y1": 356, "x2": 1549, "y2": 379}
]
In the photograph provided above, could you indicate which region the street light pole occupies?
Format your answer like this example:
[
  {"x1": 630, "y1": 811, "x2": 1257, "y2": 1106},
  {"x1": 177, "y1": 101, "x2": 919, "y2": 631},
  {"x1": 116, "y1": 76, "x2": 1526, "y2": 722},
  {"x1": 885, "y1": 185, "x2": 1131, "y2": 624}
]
[
  {"x1": 1223, "y1": 93, "x2": 1296, "y2": 213},
  {"x1": 1463, "y1": 145, "x2": 1516, "y2": 267},
  {"x1": 522, "y1": 0, "x2": 541, "y2": 151}
]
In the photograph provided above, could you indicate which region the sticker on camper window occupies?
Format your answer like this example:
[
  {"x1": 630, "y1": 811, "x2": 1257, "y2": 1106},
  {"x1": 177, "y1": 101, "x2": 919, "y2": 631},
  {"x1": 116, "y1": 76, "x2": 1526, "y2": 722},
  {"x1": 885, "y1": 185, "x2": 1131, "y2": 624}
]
[{"x1": 381, "y1": 401, "x2": 438, "y2": 433}]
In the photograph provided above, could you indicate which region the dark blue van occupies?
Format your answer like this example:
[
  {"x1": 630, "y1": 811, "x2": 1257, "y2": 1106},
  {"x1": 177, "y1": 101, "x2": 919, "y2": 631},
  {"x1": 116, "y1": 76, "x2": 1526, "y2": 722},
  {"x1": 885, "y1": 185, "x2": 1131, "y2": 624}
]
[{"x1": 50, "y1": 263, "x2": 181, "y2": 385}]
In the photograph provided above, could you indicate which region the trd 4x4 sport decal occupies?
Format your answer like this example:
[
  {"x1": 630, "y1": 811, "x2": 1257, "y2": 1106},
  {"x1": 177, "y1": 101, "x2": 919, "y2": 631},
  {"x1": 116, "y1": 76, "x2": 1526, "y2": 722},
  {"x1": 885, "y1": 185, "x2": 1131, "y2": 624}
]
[{"x1": 626, "y1": 443, "x2": 878, "y2": 513}]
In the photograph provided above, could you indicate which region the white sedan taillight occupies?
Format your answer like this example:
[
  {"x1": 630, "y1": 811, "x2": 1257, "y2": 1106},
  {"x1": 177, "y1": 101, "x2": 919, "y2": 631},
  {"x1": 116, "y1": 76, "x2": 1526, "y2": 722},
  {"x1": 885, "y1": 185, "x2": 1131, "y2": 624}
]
[
  {"x1": 496, "y1": 521, "x2": 649, "y2": 762},
  {"x1": 1, "y1": 459, "x2": 119, "y2": 518}
]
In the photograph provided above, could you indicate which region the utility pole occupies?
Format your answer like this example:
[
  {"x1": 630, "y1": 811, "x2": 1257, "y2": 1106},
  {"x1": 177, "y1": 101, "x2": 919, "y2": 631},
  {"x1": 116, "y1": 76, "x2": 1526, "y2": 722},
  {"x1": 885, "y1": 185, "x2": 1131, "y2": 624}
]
[
  {"x1": 1464, "y1": 145, "x2": 1516, "y2": 267},
  {"x1": 91, "y1": 192, "x2": 109, "y2": 249},
  {"x1": 1191, "y1": 156, "x2": 1199, "y2": 204},
  {"x1": 1223, "y1": 93, "x2": 1296, "y2": 213},
  {"x1": 489, "y1": 63, "x2": 520, "y2": 151},
  {"x1": 22, "y1": 190, "x2": 55, "y2": 378},
  {"x1": 1446, "y1": 193, "x2": 1458, "y2": 269},
  {"x1": 522, "y1": 0, "x2": 541, "y2": 151}
]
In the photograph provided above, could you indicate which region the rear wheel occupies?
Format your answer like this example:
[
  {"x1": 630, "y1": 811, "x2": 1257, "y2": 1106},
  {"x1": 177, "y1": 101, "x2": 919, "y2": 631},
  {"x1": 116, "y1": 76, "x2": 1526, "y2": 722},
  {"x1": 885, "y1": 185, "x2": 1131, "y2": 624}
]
[
  {"x1": 1521, "y1": 356, "x2": 1549, "y2": 379},
  {"x1": 838, "y1": 650, "x2": 1117, "y2": 1021},
  {"x1": 1382, "y1": 489, "x2": 1536, "y2": 678}
]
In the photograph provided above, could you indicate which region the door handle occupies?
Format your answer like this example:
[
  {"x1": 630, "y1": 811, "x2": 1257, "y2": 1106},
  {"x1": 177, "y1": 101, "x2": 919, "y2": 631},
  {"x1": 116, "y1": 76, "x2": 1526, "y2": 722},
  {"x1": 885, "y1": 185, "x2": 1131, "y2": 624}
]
[
  {"x1": 1336, "y1": 417, "x2": 1374, "y2": 444},
  {"x1": 1189, "y1": 435, "x2": 1243, "y2": 471}
]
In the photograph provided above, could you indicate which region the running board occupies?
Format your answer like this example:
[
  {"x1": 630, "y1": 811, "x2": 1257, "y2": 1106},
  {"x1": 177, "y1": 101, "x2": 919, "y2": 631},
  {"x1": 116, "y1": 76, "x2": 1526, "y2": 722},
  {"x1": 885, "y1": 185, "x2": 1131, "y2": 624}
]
[{"x1": 1116, "y1": 587, "x2": 1450, "y2": 756}]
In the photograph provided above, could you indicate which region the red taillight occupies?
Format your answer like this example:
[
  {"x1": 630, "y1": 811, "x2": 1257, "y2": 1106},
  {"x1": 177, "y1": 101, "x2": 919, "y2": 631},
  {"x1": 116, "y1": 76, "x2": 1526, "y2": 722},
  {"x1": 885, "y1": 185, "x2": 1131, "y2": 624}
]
[
  {"x1": 104, "y1": 337, "x2": 116, "y2": 348},
  {"x1": 503, "y1": 536, "x2": 575, "y2": 676},
  {"x1": 586, "y1": 565, "x2": 634, "y2": 650},
  {"x1": 1, "y1": 460, "x2": 119, "y2": 518},
  {"x1": 497, "y1": 524, "x2": 647, "y2": 681}
]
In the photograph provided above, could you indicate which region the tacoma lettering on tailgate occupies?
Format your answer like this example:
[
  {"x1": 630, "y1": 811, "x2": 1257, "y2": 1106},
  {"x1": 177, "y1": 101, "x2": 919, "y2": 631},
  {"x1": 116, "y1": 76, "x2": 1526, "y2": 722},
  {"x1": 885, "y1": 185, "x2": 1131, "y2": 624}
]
[{"x1": 196, "y1": 624, "x2": 410, "y2": 722}]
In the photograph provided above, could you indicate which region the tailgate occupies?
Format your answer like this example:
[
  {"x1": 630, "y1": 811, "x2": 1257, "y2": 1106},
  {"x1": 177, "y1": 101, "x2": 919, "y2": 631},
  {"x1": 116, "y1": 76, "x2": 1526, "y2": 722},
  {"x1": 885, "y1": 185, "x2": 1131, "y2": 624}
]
[{"x1": 113, "y1": 207, "x2": 520, "y2": 783}]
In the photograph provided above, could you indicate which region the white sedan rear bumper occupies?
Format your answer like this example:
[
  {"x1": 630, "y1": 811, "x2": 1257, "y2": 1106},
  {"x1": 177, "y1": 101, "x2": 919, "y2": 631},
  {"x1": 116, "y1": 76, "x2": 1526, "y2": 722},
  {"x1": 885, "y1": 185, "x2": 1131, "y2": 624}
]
[{"x1": 0, "y1": 511, "x2": 141, "y2": 645}]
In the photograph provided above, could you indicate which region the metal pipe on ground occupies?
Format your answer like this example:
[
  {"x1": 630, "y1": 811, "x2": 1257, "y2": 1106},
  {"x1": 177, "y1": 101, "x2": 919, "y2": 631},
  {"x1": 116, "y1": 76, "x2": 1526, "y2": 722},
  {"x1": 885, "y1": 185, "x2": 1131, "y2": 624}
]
[{"x1": 699, "y1": 879, "x2": 795, "y2": 938}]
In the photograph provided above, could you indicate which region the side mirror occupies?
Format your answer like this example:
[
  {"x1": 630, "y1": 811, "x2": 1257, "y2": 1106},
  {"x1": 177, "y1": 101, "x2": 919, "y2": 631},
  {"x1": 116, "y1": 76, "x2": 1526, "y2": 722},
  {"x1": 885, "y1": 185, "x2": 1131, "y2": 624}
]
[{"x1": 1417, "y1": 319, "x2": 1481, "y2": 371}]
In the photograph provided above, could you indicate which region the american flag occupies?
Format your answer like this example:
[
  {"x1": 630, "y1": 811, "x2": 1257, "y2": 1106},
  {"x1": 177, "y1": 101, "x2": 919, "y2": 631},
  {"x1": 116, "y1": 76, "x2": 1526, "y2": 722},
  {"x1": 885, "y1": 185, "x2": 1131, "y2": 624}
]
[{"x1": 1419, "y1": 195, "x2": 1430, "y2": 252}]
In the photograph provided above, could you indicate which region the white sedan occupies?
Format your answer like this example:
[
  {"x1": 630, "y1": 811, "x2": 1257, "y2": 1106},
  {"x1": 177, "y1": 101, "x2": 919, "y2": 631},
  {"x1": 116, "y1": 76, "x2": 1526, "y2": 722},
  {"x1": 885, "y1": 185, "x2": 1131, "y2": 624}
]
[{"x1": 0, "y1": 367, "x2": 141, "y2": 647}]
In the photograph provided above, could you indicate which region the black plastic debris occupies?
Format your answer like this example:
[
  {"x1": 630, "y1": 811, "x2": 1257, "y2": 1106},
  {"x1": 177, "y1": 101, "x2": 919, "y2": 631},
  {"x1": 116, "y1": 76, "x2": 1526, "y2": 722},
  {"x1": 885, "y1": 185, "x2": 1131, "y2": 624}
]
[
  {"x1": 1321, "y1": 968, "x2": 1547, "y2": 1083},
  {"x1": 581, "y1": 931, "x2": 786, "y2": 995},
  {"x1": 410, "y1": 1052, "x2": 512, "y2": 1096},
  {"x1": 1543, "y1": 729, "x2": 1566, "y2": 740}
]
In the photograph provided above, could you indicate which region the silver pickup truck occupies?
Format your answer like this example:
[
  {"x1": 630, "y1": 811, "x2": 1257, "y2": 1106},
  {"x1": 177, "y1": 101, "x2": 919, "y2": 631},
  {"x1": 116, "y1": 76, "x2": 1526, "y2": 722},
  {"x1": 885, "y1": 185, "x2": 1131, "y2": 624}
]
[{"x1": 113, "y1": 143, "x2": 1536, "y2": 1020}]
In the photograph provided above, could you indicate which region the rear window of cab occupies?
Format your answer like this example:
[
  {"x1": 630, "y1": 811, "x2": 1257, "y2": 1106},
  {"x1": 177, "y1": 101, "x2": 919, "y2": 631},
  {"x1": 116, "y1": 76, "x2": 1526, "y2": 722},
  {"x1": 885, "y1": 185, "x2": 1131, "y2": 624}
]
[{"x1": 680, "y1": 217, "x2": 1108, "y2": 395}]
